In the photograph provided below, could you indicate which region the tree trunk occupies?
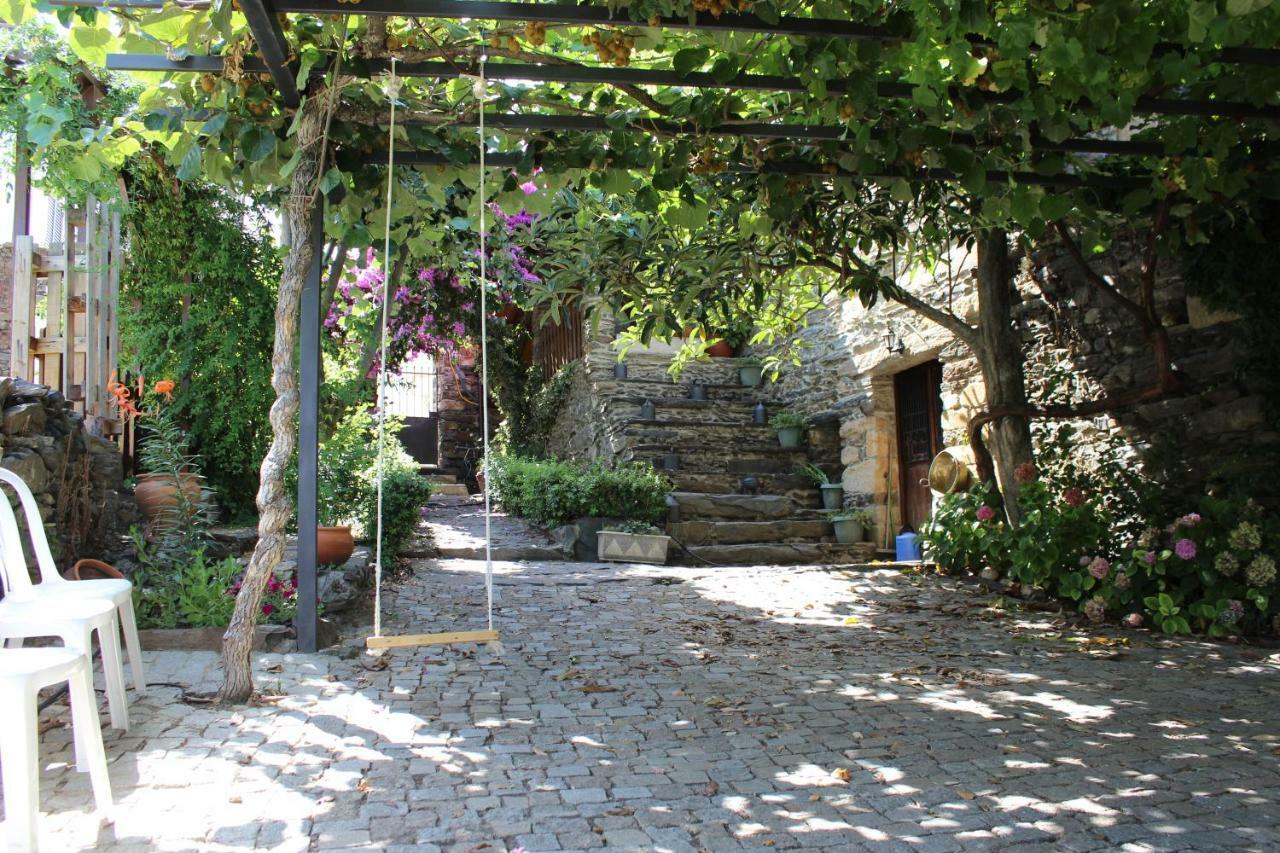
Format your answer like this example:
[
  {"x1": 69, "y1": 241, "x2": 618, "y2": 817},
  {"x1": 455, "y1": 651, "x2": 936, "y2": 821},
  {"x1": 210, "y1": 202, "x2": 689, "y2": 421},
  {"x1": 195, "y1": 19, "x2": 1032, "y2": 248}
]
[
  {"x1": 218, "y1": 105, "x2": 326, "y2": 703},
  {"x1": 972, "y1": 228, "x2": 1034, "y2": 524}
]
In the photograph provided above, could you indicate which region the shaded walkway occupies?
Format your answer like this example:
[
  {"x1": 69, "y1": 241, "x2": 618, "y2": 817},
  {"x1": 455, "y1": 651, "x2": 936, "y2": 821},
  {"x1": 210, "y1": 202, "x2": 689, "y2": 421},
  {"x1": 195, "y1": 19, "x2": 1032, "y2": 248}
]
[{"x1": 24, "y1": 558, "x2": 1280, "y2": 852}]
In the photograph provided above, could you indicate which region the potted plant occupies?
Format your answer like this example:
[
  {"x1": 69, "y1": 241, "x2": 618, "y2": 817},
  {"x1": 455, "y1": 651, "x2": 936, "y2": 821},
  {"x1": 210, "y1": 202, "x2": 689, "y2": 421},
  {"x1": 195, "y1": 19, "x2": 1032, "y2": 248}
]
[
  {"x1": 722, "y1": 317, "x2": 755, "y2": 356},
  {"x1": 799, "y1": 463, "x2": 844, "y2": 511},
  {"x1": 126, "y1": 382, "x2": 208, "y2": 531},
  {"x1": 738, "y1": 356, "x2": 764, "y2": 388},
  {"x1": 598, "y1": 520, "x2": 671, "y2": 565},
  {"x1": 769, "y1": 411, "x2": 808, "y2": 449},
  {"x1": 828, "y1": 508, "x2": 872, "y2": 544}
]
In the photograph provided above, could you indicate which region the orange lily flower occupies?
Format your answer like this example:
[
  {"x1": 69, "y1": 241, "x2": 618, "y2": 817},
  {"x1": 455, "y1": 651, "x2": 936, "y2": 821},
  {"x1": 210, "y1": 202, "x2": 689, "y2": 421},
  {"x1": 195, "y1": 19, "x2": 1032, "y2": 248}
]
[{"x1": 153, "y1": 379, "x2": 176, "y2": 400}]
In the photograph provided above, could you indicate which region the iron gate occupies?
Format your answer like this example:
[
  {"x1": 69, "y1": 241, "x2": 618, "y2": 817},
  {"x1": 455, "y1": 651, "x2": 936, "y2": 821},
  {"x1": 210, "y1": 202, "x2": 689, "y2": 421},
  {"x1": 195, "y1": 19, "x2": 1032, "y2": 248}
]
[{"x1": 386, "y1": 355, "x2": 439, "y2": 466}]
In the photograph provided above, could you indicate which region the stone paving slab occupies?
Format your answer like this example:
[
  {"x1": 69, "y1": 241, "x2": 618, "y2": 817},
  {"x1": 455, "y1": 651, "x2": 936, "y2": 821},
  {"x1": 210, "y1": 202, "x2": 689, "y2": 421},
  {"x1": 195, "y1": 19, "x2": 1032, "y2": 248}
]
[
  {"x1": 423, "y1": 496, "x2": 564, "y2": 561},
  {"x1": 10, "y1": 561, "x2": 1280, "y2": 852}
]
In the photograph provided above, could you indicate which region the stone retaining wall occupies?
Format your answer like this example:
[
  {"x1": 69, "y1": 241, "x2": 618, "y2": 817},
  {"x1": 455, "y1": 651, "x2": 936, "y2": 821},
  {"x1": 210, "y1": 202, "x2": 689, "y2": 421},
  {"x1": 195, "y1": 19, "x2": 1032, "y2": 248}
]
[{"x1": 0, "y1": 376, "x2": 130, "y2": 575}]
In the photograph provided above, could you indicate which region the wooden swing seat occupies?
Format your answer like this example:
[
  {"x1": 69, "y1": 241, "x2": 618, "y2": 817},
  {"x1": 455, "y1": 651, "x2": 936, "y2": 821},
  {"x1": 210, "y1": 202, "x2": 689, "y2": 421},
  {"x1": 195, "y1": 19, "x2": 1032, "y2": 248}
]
[{"x1": 366, "y1": 629, "x2": 499, "y2": 650}]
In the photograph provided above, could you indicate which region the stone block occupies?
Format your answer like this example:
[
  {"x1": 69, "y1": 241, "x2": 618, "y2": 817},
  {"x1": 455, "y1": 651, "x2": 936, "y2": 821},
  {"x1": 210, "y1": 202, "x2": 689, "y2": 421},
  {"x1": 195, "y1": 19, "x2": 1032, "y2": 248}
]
[{"x1": 3, "y1": 401, "x2": 46, "y2": 435}]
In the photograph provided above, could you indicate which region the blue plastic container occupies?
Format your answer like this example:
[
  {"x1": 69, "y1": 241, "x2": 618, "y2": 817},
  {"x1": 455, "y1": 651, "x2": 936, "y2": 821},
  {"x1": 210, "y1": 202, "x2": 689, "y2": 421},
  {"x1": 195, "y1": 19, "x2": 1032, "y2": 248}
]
[{"x1": 896, "y1": 530, "x2": 922, "y2": 562}]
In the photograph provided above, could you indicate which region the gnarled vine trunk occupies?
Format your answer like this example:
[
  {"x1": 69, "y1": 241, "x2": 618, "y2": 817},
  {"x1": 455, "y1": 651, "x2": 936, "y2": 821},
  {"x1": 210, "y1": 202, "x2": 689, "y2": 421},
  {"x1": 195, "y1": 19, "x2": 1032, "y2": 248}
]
[
  {"x1": 972, "y1": 228, "x2": 1034, "y2": 524},
  {"x1": 218, "y1": 104, "x2": 325, "y2": 703}
]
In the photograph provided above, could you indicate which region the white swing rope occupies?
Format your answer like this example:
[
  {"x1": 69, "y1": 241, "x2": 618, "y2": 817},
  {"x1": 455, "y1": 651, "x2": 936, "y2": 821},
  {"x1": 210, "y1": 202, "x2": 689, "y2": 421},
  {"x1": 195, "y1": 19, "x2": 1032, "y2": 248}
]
[
  {"x1": 372, "y1": 56, "x2": 399, "y2": 639},
  {"x1": 476, "y1": 50, "x2": 496, "y2": 633},
  {"x1": 370, "y1": 54, "x2": 498, "y2": 644}
]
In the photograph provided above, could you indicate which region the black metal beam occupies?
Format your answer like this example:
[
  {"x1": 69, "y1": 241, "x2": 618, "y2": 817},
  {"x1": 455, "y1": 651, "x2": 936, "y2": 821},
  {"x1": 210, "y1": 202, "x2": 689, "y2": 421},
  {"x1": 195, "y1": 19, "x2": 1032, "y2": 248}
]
[
  {"x1": 106, "y1": 54, "x2": 270, "y2": 74},
  {"x1": 269, "y1": 0, "x2": 1280, "y2": 66},
  {"x1": 108, "y1": 53, "x2": 1280, "y2": 122},
  {"x1": 296, "y1": 202, "x2": 323, "y2": 654},
  {"x1": 405, "y1": 113, "x2": 1167, "y2": 157},
  {"x1": 365, "y1": 148, "x2": 1146, "y2": 190},
  {"x1": 239, "y1": 0, "x2": 301, "y2": 108},
  {"x1": 275, "y1": 0, "x2": 890, "y2": 41}
]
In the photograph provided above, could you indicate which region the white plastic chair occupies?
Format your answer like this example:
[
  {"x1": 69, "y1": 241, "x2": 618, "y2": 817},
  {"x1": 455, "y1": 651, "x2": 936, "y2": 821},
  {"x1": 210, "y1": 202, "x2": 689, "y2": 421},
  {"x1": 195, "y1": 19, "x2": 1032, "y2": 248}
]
[
  {"x1": 0, "y1": 468, "x2": 145, "y2": 696},
  {"x1": 0, "y1": 647, "x2": 113, "y2": 853},
  {"x1": 0, "y1": 497, "x2": 129, "y2": 732}
]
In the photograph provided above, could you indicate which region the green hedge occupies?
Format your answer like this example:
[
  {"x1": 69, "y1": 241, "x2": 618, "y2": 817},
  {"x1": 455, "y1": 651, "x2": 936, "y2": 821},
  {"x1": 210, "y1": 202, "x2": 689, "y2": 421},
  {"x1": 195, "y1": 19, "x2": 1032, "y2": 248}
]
[{"x1": 488, "y1": 455, "x2": 670, "y2": 528}]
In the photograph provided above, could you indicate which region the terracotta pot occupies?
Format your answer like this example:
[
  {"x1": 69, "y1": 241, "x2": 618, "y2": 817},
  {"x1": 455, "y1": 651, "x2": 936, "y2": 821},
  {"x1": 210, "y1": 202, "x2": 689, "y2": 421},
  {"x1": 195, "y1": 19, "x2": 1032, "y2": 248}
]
[
  {"x1": 706, "y1": 339, "x2": 734, "y2": 358},
  {"x1": 69, "y1": 558, "x2": 125, "y2": 581},
  {"x1": 134, "y1": 472, "x2": 202, "y2": 524},
  {"x1": 317, "y1": 525, "x2": 355, "y2": 566}
]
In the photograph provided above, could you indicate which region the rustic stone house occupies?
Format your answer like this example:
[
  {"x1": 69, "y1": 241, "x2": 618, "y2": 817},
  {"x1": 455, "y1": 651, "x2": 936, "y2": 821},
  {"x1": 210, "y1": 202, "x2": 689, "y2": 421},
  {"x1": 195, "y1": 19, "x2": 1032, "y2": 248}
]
[{"x1": 527, "y1": 238, "x2": 1269, "y2": 560}]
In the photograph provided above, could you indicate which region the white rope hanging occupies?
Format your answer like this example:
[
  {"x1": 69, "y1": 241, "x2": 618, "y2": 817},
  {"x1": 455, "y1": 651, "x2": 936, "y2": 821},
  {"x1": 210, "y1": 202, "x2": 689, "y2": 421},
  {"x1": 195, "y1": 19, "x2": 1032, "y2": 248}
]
[
  {"x1": 367, "y1": 54, "x2": 499, "y2": 651},
  {"x1": 372, "y1": 56, "x2": 399, "y2": 640},
  {"x1": 475, "y1": 50, "x2": 496, "y2": 633}
]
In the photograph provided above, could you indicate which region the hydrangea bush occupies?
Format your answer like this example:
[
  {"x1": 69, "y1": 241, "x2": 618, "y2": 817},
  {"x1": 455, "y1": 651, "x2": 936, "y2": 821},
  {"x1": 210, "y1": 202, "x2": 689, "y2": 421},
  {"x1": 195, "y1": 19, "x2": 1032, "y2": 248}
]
[{"x1": 922, "y1": 467, "x2": 1280, "y2": 637}]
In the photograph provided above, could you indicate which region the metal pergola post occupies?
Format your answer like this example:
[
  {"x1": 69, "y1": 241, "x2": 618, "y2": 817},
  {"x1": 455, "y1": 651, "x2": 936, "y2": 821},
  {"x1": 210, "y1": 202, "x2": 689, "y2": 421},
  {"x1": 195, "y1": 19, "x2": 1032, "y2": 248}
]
[{"x1": 296, "y1": 201, "x2": 323, "y2": 653}]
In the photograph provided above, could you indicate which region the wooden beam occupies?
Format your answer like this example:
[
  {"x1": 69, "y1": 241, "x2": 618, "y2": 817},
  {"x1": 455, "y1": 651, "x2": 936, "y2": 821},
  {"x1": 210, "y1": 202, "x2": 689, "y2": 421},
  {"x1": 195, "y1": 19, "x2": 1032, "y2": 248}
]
[
  {"x1": 10, "y1": 236, "x2": 34, "y2": 381},
  {"x1": 366, "y1": 629, "x2": 500, "y2": 650}
]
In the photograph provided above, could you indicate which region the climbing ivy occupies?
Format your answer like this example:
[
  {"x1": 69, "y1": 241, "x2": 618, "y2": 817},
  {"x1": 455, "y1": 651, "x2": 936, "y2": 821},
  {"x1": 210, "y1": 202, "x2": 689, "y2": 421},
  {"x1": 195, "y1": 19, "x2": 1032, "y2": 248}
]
[{"x1": 120, "y1": 159, "x2": 278, "y2": 518}]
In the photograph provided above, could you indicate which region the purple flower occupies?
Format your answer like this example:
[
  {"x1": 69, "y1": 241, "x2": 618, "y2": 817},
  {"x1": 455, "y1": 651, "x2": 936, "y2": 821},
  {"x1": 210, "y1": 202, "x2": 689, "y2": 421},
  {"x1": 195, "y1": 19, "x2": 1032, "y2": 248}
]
[
  {"x1": 1088, "y1": 557, "x2": 1111, "y2": 580},
  {"x1": 417, "y1": 268, "x2": 433, "y2": 282},
  {"x1": 1143, "y1": 550, "x2": 1158, "y2": 566},
  {"x1": 976, "y1": 505, "x2": 996, "y2": 521},
  {"x1": 1175, "y1": 538, "x2": 1197, "y2": 561},
  {"x1": 462, "y1": 302, "x2": 475, "y2": 312},
  {"x1": 519, "y1": 180, "x2": 538, "y2": 195},
  {"x1": 1180, "y1": 512, "x2": 1202, "y2": 527},
  {"x1": 451, "y1": 321, "x2": 466, "y2": 336}
]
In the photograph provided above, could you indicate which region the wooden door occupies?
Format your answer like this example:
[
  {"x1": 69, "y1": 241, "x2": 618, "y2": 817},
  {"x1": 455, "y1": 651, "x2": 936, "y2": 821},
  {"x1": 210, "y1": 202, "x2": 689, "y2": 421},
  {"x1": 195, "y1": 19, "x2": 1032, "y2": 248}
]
[{"x1": 894, "y1": 360, "x2": 943, "y2": 532}]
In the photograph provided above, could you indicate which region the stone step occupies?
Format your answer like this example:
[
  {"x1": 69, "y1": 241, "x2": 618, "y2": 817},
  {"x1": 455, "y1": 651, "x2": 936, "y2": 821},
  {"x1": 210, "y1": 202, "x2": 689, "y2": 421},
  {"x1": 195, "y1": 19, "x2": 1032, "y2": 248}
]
[
  {"x1": 667, "y1": 492, "x2": 796, "y2": 520},
  {"x1": 617, "y1": 420, "x2": 780, "y2": 450},
  {"x1": 607, "y1": 396, "x2": 766, "y2": 426},
  {"x1": 664, "y1": 472, "x2": 824, "y2": 504},
  {"x1": 429, "y1": 483, "x2": 471, "y2": 497},
  {"x1": 627, "y1": 443, "x2": 824, "y2": 475},
  {"x1": 668, "y1": 518, "x2": 833, "y2": 546},
  {"x1": 607, "y1": 378, "x2": 760, "y2": 403},
  {"x1": 594, "y1": 353, "x2": 746, "y2": 385},
  {"x1": 668, "y1": 541, "x2": 878, "y2": 567},
  {"x1": 424, "y1": 473, "x2": 459, "y2": 485}
]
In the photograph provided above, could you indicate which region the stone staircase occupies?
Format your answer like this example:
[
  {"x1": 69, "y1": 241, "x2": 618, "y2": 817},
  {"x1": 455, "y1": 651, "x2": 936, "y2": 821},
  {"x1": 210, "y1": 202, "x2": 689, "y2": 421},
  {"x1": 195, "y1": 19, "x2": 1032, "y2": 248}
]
[
  {"x1": 420, "y1": 467, "x2": 470, "y2": 497},
  {"x1": 583, "y1": 351, "x2": 876, "y2": 566}
]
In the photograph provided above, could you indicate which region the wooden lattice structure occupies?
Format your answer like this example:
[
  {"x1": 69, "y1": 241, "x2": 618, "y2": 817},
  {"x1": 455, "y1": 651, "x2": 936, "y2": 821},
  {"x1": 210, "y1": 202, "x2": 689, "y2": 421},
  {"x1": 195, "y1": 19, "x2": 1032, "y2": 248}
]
[{"x1": 9, "y1": 200, "x2": 122, "y2": 437}]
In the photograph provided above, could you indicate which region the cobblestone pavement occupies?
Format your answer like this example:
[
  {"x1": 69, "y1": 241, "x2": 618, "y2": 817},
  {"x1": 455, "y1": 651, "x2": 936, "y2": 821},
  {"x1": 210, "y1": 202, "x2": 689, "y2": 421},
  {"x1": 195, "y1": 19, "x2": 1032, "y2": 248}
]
[{"x1": 20, "y1": 559, "x2": 1280, "y2": 852}]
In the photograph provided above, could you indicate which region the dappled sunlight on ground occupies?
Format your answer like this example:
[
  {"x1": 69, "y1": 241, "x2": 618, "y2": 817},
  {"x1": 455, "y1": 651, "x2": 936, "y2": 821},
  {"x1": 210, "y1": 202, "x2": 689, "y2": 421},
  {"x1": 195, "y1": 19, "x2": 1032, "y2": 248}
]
[{"x1": 17, "y1": 557, "x2": 1280, "y2": 851}]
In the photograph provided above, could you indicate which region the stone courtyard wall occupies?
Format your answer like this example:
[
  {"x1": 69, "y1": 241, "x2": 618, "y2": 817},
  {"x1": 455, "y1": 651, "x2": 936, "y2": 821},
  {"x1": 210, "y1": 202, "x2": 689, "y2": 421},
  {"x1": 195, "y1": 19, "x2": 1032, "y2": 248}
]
[{"x1": 0, "y1": 376, "x2": 130, "y2": 577}]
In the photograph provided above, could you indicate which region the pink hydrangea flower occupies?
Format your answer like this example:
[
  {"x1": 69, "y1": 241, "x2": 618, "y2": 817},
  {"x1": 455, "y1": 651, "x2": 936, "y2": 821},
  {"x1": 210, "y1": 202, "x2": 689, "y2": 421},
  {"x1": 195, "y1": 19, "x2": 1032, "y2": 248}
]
[
  {"x1": 1014, "y1": 462, "x2": 1038, "y2": 484},
  {"x1": 1123, "y1": 612, "x2": 1144, "y2": 628},
  {"x1": 1143, "y1": 550, "x2": 1158, "y2": 566},
  {"x1": 976, "y1": 505, "x2": 996, "y2": 521},
  {"x1": 1175, "y1": 538, "x2": 1197, "y2": 560},
  {"x1": 1063, "y1": 487, "x2": 1084, "y2": 508},
  {"x1": 519, "y1": 181, "x2": 538, "y2": 195},
  {"x1": 1180, "y1": 512, "x2": 1202, "y2": 526},
  {"x1": 1088, "y1": 557, "x2": 1111, "y2": 580}
]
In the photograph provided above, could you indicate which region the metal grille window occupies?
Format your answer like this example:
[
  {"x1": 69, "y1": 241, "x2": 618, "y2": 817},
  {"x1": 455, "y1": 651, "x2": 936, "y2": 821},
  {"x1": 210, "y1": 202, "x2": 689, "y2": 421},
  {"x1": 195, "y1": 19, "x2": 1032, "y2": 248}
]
[{"x1": 385, "y1": 354, "x2": 438, "y2": 418}]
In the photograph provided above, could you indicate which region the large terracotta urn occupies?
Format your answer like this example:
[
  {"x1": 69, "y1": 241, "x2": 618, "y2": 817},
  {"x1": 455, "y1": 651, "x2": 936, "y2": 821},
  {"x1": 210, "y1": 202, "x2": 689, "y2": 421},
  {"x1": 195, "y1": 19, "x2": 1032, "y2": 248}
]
[
  {"x1": 317, "y1": 525, "x2": 355, "y2": 566},
  {"x1": 134, "y1": 472, "x2": 202, "y2": 524}
]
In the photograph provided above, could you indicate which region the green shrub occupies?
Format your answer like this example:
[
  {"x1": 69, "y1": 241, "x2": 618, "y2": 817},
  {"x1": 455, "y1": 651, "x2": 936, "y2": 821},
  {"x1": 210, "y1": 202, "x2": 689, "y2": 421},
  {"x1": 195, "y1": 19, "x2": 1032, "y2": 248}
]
[
  {"x1": 921, "y1": 470, "x2": 1280, "y2": 636},
  {"x1": 363, "y1": 468, "x2": 434, "y2": 558},
  {"x1": 489, "y1": 455, "x2": 670, "y2": 528},
  {"x1": 130, "y1": 546, "x2": 242, "y2": 629}
]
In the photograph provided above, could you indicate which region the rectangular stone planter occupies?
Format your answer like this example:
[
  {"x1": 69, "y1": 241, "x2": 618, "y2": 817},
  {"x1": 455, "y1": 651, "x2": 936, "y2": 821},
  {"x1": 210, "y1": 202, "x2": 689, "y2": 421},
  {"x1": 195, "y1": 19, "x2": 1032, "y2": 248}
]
[{"x1": 597, "y1": 531, "x2": 671, "y2": 565}]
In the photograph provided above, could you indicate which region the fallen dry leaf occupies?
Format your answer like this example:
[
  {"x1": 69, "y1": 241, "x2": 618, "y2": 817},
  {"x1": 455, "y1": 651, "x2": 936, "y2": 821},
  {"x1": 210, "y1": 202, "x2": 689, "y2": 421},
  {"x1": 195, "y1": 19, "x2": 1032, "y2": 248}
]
[
  {"x1": 832, "y1": 767, "x2": 852, "y2": 782},
  {"x1": 580, "y1": 683, "x2": 617, "y2": 694},
  {"x1": 703, "y1": 781, "x2": 719, "y2": 796},
  {"x1": 958, "y1": 789, "x2": 977, "y2": 800}
]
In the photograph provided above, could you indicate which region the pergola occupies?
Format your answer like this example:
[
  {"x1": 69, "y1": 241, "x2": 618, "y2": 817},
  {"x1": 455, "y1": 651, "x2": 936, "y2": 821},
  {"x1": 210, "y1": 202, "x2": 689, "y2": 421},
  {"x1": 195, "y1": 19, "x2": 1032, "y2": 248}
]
[{"x1": 97, "y1": 0, "x2": 1278, "y2": 652}]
